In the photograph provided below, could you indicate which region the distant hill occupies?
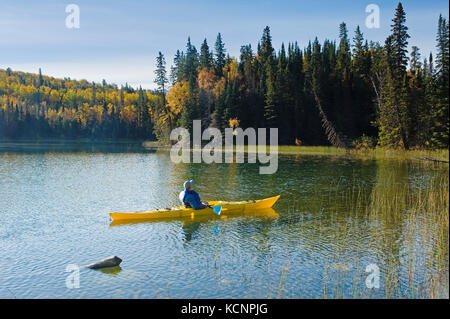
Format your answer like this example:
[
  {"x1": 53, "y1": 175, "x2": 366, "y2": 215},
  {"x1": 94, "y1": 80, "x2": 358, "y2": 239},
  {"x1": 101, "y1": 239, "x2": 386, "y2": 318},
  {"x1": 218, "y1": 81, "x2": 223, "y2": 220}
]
[{"x1": 0, "y1": 68, "x2": 156, "y2": 139}]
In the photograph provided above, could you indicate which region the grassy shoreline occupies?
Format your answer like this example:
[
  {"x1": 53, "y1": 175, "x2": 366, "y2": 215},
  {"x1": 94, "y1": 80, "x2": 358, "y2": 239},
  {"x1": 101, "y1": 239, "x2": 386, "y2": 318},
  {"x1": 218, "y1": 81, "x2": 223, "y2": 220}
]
[
  {"x1": 143, "y1": 142, "x2": 449, "y2": 163},
  {"x1": 1, "y1": 139, "x2": 448, "y2": 163}
]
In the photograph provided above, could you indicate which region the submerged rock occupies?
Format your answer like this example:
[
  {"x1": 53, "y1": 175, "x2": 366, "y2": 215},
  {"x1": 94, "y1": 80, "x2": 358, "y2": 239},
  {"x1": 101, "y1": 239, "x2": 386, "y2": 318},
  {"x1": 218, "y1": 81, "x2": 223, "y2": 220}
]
[{"x1": 83, "y1": 256, "x2": 122, "y2": 269}]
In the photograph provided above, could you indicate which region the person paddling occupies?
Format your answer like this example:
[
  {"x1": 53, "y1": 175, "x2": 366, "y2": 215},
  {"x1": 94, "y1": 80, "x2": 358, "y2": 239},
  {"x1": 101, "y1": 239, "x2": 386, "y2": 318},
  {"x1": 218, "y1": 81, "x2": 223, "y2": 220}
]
[{"x1": 179, "y1": 180, "x2": 210, "y2": 210}]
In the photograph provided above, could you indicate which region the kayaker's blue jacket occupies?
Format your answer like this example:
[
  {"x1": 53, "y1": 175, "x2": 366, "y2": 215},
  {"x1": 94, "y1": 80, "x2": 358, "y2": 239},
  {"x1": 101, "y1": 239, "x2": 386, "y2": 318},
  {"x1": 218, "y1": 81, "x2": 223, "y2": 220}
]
[{"x1": 179, "y1": 190, "x2": 207, "y2": 210}]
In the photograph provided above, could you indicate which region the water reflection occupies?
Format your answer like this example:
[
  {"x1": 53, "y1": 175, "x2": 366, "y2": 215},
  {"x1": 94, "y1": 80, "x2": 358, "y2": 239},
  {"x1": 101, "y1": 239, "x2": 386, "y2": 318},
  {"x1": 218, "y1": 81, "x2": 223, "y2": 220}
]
[
  {"x1": 0, "y1": 141, "x2": 155, "y2": 154},
  {"x1": 109, "y1": 208, "x2": 279, "y2": 228},
  {"x1": 0, "y1": 142, "x2": 447, "y2": 298},
  {"x1": 97, "y1": 266, "x2": 122, "y2": 275}
]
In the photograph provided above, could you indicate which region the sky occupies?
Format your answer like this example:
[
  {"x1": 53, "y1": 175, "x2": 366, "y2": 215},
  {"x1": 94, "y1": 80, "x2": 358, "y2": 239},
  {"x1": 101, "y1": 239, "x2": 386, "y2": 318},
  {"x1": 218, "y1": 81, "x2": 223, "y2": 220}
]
[{"x1": 0, "y1": 0, "x2": 448, "y2": 89}]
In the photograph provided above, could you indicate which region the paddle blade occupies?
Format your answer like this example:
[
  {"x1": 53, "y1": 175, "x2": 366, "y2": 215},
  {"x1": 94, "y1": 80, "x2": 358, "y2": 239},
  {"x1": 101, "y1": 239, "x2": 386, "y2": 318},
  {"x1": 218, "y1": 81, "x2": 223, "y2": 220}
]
[{"x1": 213, "y1": 206, "x2": 222, "y2": 216}]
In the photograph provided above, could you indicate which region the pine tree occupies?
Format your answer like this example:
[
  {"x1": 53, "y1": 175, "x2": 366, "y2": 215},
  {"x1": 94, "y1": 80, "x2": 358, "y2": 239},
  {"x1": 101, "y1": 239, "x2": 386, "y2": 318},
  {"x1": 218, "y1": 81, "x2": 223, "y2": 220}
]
[
  {"x1": 336, "y1": 22, "x2": 355, "y2": 137},
  {"x1": 179, "y1": 78, "x2": 198, "y2": 133},
  {"x1": 337, "y1": 22, "x2": 351, "y2": 80},
  {"x1": 154, "y1": 51, "x2": 168, "y2": 99},
  {"x1": 200, "y1": 39, "x2": 213, "y2": 69},
  {"x1": 409, "y1": 48, "x2": 428, "y2": 146},
  {"x1": 391, "y1": 2, "x2": 410, "y2": 75},
  {"x1": 431, "y1": 14, "x2": 449, "y2": 147},
  {"x1": 214, "y1": 33, "x2": 226, "y2": 77},
  {"x1": 170, "y1": 50, "x2": 185, "y2": 84},
  {"x1": 264, "y1": 61, "x2": 277, "y2": 127},
  {"x1": 378, "y1": 3, "x2": 412, "y2": 149},
  {"x1": 184, "y1": 37, "x2": 199, "y2": 81},
  {"x1": 410, "y1": 46, "x2": 422, "y2": 74},
  {"x1": 257, "y1": 26, "x2": 276, "y2": 128},
  {"x1": 352, "y1": 26, "x2": 374, "y2": 136},
  {"x1": 38, "y1": 68, "x2": 43, "y2": 87},
  {"x1": 259, "y1": 26, "x2": 275, "y2": 66}
]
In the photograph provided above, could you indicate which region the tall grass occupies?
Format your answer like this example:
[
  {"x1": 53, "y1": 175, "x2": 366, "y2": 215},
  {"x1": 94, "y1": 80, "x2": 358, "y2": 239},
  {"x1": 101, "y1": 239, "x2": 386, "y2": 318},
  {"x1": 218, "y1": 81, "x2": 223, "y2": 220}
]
[
  {"x1": 317, "y1": 165, "x2": 449, "y2": 298},
  {"x1": 146, "y1": 143, "x2": 449, "y2": 163}
]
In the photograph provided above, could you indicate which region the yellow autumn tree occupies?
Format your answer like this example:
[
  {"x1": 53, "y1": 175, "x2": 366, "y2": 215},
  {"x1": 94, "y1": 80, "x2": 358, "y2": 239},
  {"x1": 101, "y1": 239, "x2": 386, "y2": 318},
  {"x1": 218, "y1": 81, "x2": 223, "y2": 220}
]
[
  {"x1": 198, "y1": 68, "x2": 216, "y2": 91},
  {"x1": 223, "y1": 58, "x2": 238, "y2": 82},
  {"x1": 78, "y1": 103, "x2": 91, "y2": 128},
  {"x1": 213, "y1": 77, "x2": 226, "y2": 98},
  {"x1": 165, "y1": 80, "x2": 188, "y2": 122},
  {"x1": 198, "y1": 68, "x2": 217, "y2": 123},
  {"x1": 229, "y1": 118, "x2": 240, "y2": 128},
  {"x1": 120, "y1": 105, "x2": 137, "y2": 124}
]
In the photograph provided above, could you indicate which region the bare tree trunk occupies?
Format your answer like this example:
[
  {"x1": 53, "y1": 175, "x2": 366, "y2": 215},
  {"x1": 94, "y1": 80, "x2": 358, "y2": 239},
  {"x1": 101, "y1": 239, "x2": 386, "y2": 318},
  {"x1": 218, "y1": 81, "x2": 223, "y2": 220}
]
[
  {"x1": 370, "y1": 72, "x2": 383, "y2": 111},
  {"x1": 310, "y1": 82, "x2": 347, "y2": 148}
]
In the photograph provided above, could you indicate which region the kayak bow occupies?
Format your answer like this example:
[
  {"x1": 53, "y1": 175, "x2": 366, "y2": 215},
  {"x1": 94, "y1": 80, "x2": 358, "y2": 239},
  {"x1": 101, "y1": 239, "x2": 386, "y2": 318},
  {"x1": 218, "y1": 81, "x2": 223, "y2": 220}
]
[{"x1": 109, "y1": 195, "x2": 280, "y2": 221}]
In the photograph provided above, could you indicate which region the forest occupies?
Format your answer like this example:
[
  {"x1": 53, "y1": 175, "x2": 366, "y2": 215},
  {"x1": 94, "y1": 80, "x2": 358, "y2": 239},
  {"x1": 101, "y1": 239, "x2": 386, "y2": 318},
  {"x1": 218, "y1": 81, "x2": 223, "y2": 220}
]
[{"x1": 0, "y1": 3, "x2": 448, "y2": 149}]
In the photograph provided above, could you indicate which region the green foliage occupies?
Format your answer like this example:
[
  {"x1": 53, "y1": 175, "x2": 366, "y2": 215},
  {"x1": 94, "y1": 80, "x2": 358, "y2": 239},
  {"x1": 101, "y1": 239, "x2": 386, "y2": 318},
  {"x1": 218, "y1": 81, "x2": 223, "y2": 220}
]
[
  {"x1": 1, "y1": 3, "x2": 448, "y2": 150},
  {"x1": 154, "y1": 52, "x2": 168, "y2": 95},
  {"x1": 200, "y1": 39, "x2": 213, "y2": 69},
  {"x1": 214, "y1": 33, "x2": 226, "y2": 77},
  {"x1": 431, "y1": 15, "x2": 450, "y2": 148}
]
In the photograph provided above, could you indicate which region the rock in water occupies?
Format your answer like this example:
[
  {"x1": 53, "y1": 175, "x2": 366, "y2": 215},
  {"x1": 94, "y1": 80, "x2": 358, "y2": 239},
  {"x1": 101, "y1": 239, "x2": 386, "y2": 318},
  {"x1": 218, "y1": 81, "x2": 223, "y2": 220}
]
[{"x1": 83, "y1": 256, "x2": 122, "y2": 269}]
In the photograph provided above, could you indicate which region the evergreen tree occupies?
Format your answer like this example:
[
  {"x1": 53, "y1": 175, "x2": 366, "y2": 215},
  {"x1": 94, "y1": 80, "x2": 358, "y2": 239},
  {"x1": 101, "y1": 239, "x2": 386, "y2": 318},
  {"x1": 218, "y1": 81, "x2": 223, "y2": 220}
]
[
  {"x1": 214, "y1": 33, "x2": 226, "y2": 76},
  {"x1": 170, "y1": 50, "x2": 185, "y2": 84},
  {"x1": 184, "y1": 37, "x2": 199, "y2": 81},
  {"x1": 2, "y1": 4, "x2": 448, "y2": 149},
  {"x1": 391, "y1": 2, "x2": 410, "y2": 74},
  {"x1": 336, "y1": 22, "x2": 351, "y2": 80},
  {"x1": 179, "y1": 77, "x2": 198, "y2": 133},
  {"x1": 410, "y1": 46, "x2": 422, "y2": 73},
  {"x1": 264, "y1": 60, "x2": 277, "y2": 127},
  {"x1": 38, "y1": 68, "x2": 43, "y2": 87},
  {"x1": 154, "y1": 51, "x2": 168, "y2": 99},
  {"x1": 431, "y1": 14, "x2": 449, "y2": 147},
  {"x1": 200, "y1": 39, "x2": 213, "y2": 69},
  {"x1": 378, "y1": 3, "x2": 411, "y2": 149},
  {"x1": 352, "y1": 26, "x2": 374, "y2": 136},
  {"x1": 259, "y1": 26, "x2": 275, "y2": 63}
]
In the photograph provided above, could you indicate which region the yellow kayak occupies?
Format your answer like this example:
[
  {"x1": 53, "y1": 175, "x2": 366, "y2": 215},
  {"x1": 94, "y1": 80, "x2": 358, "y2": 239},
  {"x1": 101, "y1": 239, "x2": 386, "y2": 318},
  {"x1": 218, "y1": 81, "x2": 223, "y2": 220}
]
[
  {"x1": 109, "y1": 195, "x2": 280, "y2": 221},
  {"x1": 109, "y1": 208, "x2": 280, "y2": 227}
]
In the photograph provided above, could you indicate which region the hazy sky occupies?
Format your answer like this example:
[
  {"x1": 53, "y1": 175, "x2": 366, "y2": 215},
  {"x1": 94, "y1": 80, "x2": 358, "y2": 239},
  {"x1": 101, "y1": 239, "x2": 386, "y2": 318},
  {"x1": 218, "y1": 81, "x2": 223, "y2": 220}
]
[{"x1": 0, "y1": 0, "x2": 448, "y2": 89}]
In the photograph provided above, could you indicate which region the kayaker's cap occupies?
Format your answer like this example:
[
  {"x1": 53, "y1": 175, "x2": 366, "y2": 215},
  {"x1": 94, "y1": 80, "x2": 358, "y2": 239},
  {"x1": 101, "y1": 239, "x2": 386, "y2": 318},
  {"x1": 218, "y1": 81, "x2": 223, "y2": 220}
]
[{"x1": 184, "y1": 180, "x2": 193, "y2": 189}]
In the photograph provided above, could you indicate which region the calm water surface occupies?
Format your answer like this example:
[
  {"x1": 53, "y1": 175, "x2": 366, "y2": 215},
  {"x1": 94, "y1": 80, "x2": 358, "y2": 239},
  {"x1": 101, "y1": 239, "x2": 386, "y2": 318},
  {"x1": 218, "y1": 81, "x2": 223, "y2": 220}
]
[{"x1": 0, "y1": 142, "x2": 448, "y2": 298}]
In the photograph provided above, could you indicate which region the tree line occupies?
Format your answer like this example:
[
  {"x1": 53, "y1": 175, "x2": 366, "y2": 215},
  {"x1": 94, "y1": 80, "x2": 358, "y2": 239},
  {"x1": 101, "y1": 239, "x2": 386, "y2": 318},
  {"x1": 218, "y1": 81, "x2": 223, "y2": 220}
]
[
  {"x1": 0, "y1": 68, "x2": 156, "y2": 139},
  {"x1": 1, "y1": 2, "x2": 448, "y2": 149}
]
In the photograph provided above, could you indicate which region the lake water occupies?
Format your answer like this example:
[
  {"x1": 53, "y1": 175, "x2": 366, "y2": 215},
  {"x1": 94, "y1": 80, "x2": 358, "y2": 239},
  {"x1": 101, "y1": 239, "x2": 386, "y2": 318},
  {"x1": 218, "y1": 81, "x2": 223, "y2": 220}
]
[{"x1": 0, "y1": 142, "x2": 448, "y2": 298}]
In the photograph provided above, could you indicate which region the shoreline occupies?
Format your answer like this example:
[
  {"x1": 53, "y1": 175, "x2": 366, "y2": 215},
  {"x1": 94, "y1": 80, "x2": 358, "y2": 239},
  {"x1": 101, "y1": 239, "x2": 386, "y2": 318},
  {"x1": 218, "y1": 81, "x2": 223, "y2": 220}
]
[
  {"x1": 143, "y1": 143, "x2": 449, "y2": 163},
  {"x1": 0, "y1": 139, "x2": 448, "y2": 163}
]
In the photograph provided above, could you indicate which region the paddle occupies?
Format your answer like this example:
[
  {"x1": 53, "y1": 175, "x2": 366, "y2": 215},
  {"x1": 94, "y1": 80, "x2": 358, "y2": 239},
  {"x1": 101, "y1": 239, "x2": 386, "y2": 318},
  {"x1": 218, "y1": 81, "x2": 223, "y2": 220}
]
[{"x1": 212, "y1": 206, "x2": 222, "y2": 216}]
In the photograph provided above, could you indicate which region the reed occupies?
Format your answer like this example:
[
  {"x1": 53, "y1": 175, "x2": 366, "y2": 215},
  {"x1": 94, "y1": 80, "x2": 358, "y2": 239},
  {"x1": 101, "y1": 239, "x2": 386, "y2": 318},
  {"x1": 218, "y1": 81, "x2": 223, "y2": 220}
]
[{"x1": 320, "y1": 167, "x2": 449, "y2": 298}]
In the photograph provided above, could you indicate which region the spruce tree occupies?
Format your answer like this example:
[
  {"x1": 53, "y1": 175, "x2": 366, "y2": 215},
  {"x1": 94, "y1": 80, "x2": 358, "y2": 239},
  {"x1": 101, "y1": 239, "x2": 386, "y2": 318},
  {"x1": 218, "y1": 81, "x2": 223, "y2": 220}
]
[
  {"x1": 259, "y1": 26, "x2": 275, "y2": 63},
  {"x1": 431, "y1": 15, "x2": 449, "y2": 147},
  {"x1": 170, "y1": 50, "x2": 185, "y2": 84},
  {"x1": 200, "y1": 39, "x2": 213, "y2": 69},
  {"x1": 154, "y1": 51, "x2": 168, "y2": 99},
  {"x1": 337, "y1": 22, "x2": 351, "y2": 79},
  {"x1": 184, "y1": 37, "x2": 199, "y2": 81},
  {"x1": 410, "y1": 46, "x2": 422, "y2": 74},
  {"x1": 378, "y1": 3, "x2": 412, "y2": 149},
  {"x1": 214, "y1": 33, "x2": 226, "y2": 76},
  {"x1": 391, "y1": 2, "x2": 410, "y2": 74},
  {"x1": 38, "y1": 68, "x2": 43, "y2": 87}
]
